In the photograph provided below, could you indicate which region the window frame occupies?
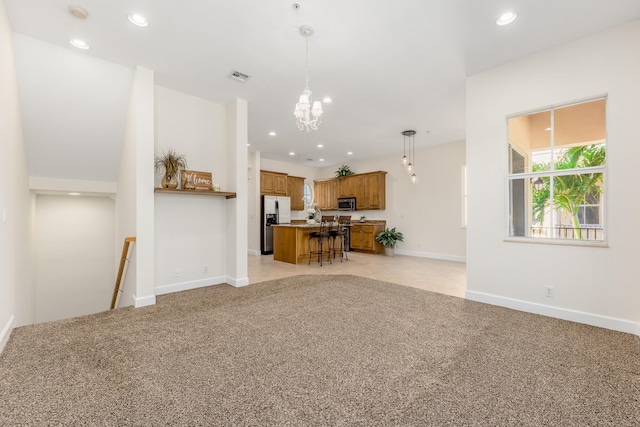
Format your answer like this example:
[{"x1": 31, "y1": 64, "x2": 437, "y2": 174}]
[
  {"x1": 504, "y1": 96, "x2": 608, "y2": 247},
  {"x1": 303, "y1": 183, "x2": 313, "y2": 208}
]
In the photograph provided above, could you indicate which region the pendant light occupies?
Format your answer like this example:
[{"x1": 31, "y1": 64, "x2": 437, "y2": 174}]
[
  {"x1": 293, "y1": 25, "x2": 323, "y2": 132},
  {"x1": 402, "y1": 130, "x2": 417, "y2": 183},
  {"x1": 401, "y1": 133, "x2": 408, "y2": 166}
]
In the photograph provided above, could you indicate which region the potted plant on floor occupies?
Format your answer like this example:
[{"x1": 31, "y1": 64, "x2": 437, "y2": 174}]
[{"x1": 375, "y1": 227, "x2": 404, "y2": 257}]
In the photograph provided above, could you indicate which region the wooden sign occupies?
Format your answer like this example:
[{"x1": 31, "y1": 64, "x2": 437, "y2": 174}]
[{"x1": 182, "y1": 170, "x2": 213, "y2": 191}]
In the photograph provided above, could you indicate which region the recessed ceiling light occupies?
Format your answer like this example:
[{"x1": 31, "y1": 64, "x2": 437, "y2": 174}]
[
  {"x1": 319, "y1": 158, "x2": 325, "y2": 162},
  {"x1": 128, "y1": 13, "x2": 149, "y2": 27},
  {"x1": 322, "y1": 97, "x2": 332, "y2": 103},
  {"x1": 289, "y1": 152, "x2": 295, "y2": 156},
  {"x1": 69, "y1": 192, "x2": 81, "y2": 196},
  {"x1": 545, "y1": 127, "x2": 551, "y2": 131},
  {"x1": 347, "y1": 152, "x2": 353, "y2": 155},
  {"x1": 68, "y1": 6, "x2": 88, "y2": 20},
  {"x1": 317, "y1": 144, "x2": 323, "y2": 148},
  {"x1": 268, "y1": 131, "x2": 276, "y2": 136},
  {"x1": 69, "y1": 39, "x2": 89, "y2": 50},
  {"x1": 247, "y1": 143, "x2": 250, "y2": 146},
  {"x1": 495, "y1": 11, "x2": 517, "y2": 26}
]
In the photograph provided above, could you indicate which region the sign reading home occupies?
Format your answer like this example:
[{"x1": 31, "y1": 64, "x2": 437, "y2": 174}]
[{"x1": 182, "y1": 170, "x2": 213, "y2": 191}]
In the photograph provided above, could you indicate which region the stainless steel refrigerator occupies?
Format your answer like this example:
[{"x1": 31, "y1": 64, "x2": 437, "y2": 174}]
[{"x1": 261, "y1": 195, "x2": 291, "y2": 254}]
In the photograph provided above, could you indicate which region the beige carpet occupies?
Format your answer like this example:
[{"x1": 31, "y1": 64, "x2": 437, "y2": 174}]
[{"x1": 1, "y1": 275, "x2": 638, "y2": 426}]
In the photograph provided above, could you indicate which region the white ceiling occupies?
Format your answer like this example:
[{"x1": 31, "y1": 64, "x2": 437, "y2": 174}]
[{"x1": 5, "y1": 0, "x2": 640, "y2": 180}]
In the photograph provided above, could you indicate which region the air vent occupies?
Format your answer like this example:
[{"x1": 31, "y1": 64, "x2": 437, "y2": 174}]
[{"x1": 228, "y1": 70, "x2": 250, "y2": 82}]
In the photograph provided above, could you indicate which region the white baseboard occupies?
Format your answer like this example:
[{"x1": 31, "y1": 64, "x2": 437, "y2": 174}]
[
  {"x1": 155, "y1": 276, "x2": 226, "y2": 296},
  {"x1": 248, "y1": 249, "x2": 261, "y2": 256},
  {"x1": 133, "y1": 294, "x2": 156, "y2": 308},
  {"x1": 227, "y1": 276, "x2": 249, "y2": 287},
  {"x1": 0, "y1": 315, "x2": 15, "y2": 354},
  {"x1": 395, "y1": 249, "x2": 466, "y2": 263},
  {"x1": 466, "y1": 290, "x2": 640, "y2": 336}
]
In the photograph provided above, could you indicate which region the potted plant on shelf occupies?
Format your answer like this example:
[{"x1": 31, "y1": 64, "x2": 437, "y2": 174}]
[
  {"x1": 155, "y1": 149, "x2": 188, "y2": 189},
  {"x1": 335, "y1": 164, "x2": 355, "y2": 177},
  {"x1": 375, "y1": 227, "x2": 404, "y2": 257}
]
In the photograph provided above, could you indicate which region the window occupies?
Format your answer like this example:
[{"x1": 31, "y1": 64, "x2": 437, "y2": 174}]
[
  {"x1": 303, "y1": 183, "x2": 313, "y2": 207},
  {"x1": 507, "y1": 98, "x2": 606, "y2": 242}
]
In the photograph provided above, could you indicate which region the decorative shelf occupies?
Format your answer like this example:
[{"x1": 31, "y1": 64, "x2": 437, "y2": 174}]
[{"x1": 154, "y1": 188, "x2": 236, "y2": 199}]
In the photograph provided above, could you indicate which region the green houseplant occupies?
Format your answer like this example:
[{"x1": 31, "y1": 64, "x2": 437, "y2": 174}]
[
  {"x1": 335, "y1": 164, "x2": 355, "y2": 177},
  {"x1": 155, "y1": 148, "x2": 188, "y2": 189},
  {"x1": 375, "y1": 227, "x2": 404, "y2": 257}
]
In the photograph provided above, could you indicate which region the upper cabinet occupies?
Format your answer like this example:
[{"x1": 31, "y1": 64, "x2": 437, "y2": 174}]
[
  {"x1": 260, "y1": 170, "x2": 287, "y2": 196},
  {"x1": 362, "y1": 171, "x2": 386, "y2": 210},
  {"x1": 337, "y1": 176, "x2": 356, "y2": 198},
  {"x1": 287, "y1": 176, "x2": 305, "y2": 210},
  {"x1": 313, "y1": 178, "x2": 337, "y2": 211},
  {"x1": 315, "y1": 171, "x2": 386, "y2": 210},
  {"x1": 260, "y1": 170, "x2": 306, "y2": 210}
]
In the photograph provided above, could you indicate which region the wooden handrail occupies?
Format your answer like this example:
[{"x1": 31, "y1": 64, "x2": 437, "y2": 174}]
[{"x1": 111, "y1": 236, "x2": 136, "y2": 310}]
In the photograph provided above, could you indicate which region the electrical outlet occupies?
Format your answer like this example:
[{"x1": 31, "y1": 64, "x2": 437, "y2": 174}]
[
  {"x1": 544, "y1": 286, "x2": 554, "y2": 298},
  {"x1": 203, "y1": 266, "x2": 208, "y2": 274},
  {"x1": 175, "y1": 268, "x2": 181, "y2": 277}
]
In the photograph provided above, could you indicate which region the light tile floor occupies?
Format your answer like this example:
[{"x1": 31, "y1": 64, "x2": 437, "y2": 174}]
[{"x1": 248, "y1": 251, "x2": 467, "y2": 298}]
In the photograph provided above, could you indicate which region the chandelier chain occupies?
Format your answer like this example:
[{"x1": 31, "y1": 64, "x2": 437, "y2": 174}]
[{"x1": 305, "y1": 34, "x2": 310, "y2": 90}]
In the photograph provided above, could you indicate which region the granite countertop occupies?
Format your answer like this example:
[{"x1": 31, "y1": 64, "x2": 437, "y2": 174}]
[
  {"x1": 276, "y1": 220, "x2": 386, "y2": 228},
  {"x1": 272, "y1": 223, "x2": 322, "y2": 228}
]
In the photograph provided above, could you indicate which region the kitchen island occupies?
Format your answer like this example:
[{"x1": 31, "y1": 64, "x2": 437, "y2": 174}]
[{"x1": 272, "y1": 221, "x2": 386, "y2": 264}]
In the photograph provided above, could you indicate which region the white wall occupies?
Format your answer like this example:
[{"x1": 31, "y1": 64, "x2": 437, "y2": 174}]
[
  {"x1": 115, "y1": 68, "x2": 139, "y2": 308},
  {"x1": 247, "y1": 151, "x2": 261, "y2": 255},
  {"x1": 153, "y1": 87, "x2": 249, "y2": 293},
  {"x1": 0, "y1": 0, "x2": 34, "y2": 352},
  {"x1": 225, "y1": 100, "x2": 249, "y2": 286},
  {"x1": 466, "y1": 20, "x2": 640, "y2": 334},
  {"x1": 34, "y1": 195, "x2": 115, "y2": 323},
  {"x1": 115, "y1": 67, "x2": 155, "y2": 308},
  {"x1": 154, "y1": 86, "x2": 228, "y2": 188},
  {"x1": 12, "y1": 34, "x2": 132, "y2": 182}
]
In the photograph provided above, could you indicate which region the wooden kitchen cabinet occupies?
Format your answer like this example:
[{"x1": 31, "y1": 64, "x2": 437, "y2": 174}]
[
  {"x1": 325, "y1": 180, "x2": 337, "y2": 210},
  {"x1": 287, "y1": 175, "x2": 305, "y2": 210},
  {"x1": 260, "y1": 170, "x2": 288, "y2": 196},
  {"x1": 354, "y1": 171, "x2": 386, "y2": 210},
  {"x1": 337, "y1": 176, "x2": 356, "y2": 198},
  {"x1": 274, "y1": 174, "x2": 287, "y2": 195},
  {"x1": 364, "y1": 171, "x2": 386, "y2": 210},
  {"x1": 349, "y1": 222, "x2": 385, "y2": 254},
  {"x1": 314, "y1": 180, "x2": 324, "y2": 209},
  {"x1": 314, "y1": 178, "x2": 337, "y2": 210},
  {"x1": 314, "y1": 171, "x2": 386, "y2": 211}
]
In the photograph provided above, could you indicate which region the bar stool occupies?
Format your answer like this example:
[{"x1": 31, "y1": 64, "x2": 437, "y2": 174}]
[
  {"x1": 330, "y1": 215, "x2": 350, "y2": 262},
  {"x1": 308, "y1": 216, "x2": 334, "y2": 266}
]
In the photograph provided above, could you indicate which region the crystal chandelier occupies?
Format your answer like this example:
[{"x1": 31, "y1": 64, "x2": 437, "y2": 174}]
[
  {"x1": 402, "y1": 130, "x2": 418, "y2": 184},
  {"x1": 293, "y1": 25, "x2": 323, "y2": 132}
]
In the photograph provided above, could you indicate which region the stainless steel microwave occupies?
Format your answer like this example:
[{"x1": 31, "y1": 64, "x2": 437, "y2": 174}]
[{"x1": 337, "y1": 197, "x2": 356, "y2": 211}]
